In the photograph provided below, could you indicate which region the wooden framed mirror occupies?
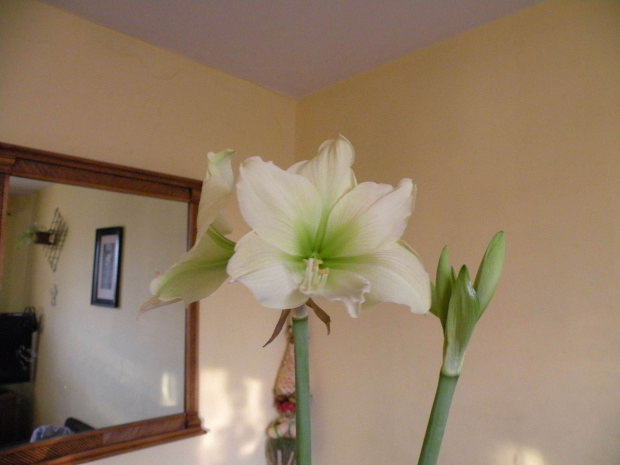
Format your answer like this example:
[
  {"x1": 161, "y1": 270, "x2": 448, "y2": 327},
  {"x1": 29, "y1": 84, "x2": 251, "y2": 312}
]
[{"x1": 0, "y1": 142, "x2": 205, "y2": 464}]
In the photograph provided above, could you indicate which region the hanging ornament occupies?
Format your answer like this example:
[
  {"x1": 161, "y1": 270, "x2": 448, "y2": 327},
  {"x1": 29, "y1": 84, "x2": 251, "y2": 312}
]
[{"x1": 266, "y1": 325, "x2": 296, "y2": 465}]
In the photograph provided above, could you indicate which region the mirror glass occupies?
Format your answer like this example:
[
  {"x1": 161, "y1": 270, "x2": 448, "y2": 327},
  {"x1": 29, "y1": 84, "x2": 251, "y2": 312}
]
[{"x1": 1, "y1": 177, "x2": 187, "y2": 446}]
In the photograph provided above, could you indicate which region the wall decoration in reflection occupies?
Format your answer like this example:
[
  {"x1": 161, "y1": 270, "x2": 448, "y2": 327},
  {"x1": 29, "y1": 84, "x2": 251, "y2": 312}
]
[
  {"x1": 16, "y1": 208, "x2": 68, "y2": 272},
  {"x1": 43, "y1": 208, "x2": 68, "y2": 272},
  {"x1": 91, "y1": 226, "x2": 123, "y2": 308}
]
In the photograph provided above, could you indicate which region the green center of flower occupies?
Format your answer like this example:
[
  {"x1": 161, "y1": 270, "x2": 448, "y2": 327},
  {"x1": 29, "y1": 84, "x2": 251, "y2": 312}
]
[{"x1": 300, "y1": 257, "x2": 330, "y2": 294}]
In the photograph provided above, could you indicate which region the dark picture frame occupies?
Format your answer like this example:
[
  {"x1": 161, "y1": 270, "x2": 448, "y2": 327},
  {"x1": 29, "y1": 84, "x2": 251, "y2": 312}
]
[{"x1": 91, "y1": 226, "x2": 123, "y2": 307}]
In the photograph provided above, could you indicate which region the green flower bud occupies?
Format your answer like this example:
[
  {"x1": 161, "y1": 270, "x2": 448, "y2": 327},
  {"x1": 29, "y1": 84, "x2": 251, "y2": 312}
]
[{"x1": 431, "y1": 232, "x2": 506, "y2": 376}]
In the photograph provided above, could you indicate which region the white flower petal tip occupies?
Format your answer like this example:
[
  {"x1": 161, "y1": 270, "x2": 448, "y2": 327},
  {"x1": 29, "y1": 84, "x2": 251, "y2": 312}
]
[
  {"x1": 206, "y1": 149, "x2": 235, "y2": 187},
  {"x1": 340, "y1": 295, "x2": 367, "y2": 319},
  {"x1": 138, "y1": 296, "x2": 183, "y2": 318},
  {"x1": 196, "y1": 148, "x2": 237, "y2": 238},
  {"x1": 317, "y1": 134, "x2": 354, "y2": 158}
]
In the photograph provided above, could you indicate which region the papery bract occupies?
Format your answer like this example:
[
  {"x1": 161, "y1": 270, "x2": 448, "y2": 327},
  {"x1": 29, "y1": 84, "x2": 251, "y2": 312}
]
[{"x1": 227, "y1": 136, "x2": 430, "y2": 317}]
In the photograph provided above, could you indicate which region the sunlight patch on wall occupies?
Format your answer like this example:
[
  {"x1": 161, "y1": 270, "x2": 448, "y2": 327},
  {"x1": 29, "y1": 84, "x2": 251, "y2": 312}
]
[
  {"x1": 495, "y1": 443, "x2": 546, "y2": 465},
  {"x1": 199, "y1": 368, "x2": 270, "y2": 463},
  {"x1": 200, "y1": 369, "x2": 235, "y2": 462},
  {"x1": 159, "y1": 371, "x2": 179, "y2": 407},
  {"x1": 238, "y1": 377, "x2": 267, "y2": 457}
]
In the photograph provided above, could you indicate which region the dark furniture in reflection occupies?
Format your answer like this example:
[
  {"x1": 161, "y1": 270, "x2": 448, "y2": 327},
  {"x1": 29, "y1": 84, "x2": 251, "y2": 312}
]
[
  {"x1": 0, "y1": 390, "x2": 19, "y2": 446},
  {"x1": 0, "y1": 312, "x2": 38, "y2": 385}
]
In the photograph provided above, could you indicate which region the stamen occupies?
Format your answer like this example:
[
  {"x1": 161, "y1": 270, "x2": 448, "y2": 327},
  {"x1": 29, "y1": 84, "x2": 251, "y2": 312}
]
[{"x1": 300, "y1": 257, "x2": 330, "y2": 293}]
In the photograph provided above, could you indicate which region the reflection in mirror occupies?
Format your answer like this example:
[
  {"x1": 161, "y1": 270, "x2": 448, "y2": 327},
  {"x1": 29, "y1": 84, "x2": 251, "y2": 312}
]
[
  {"x1": 1, "y1": 178, "x2": 187, "y2": 446},
  {"x1": 0, "y1": 142, "x2": 204, "y2": 465}
]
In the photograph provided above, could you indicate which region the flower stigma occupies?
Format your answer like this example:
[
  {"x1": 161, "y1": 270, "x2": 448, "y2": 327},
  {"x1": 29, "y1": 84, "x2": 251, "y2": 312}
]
[{"x1": 300, "y1": 257, "x2": 330, "y2": 294}]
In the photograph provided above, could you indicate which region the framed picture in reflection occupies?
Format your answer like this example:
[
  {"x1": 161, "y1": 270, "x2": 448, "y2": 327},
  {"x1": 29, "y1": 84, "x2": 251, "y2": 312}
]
[{"x1": 91, "y1": 226, "x2": 123, "y2": 307}]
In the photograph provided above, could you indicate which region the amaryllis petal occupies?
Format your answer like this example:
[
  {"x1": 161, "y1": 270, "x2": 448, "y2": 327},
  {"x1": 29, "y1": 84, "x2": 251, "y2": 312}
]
[
  {"x1": 304, "y1": 268, "x2": 371, "y2": 318},
  {"x1": 197, "y1": 149, "x2": 235, "y2": 237},
  {"x1": 227, "y1": 232, "x2": 308, "y2": 309},
  {"x1": 236, "y1": 157, "x2": 323, "y2": 256},
  {"x1": 321, "y1": 179, "x2": 416, "y2": 258},
  {"x1": 330, "y1": 241, "x2": 430, "y2": 315},
  {"x1": 290, "y1": 135, "x2": 357, "y2": 211},
  {"x1": 141, "y1": 226, "x2": 235, "y2": 313},
  {"x1": 140, "y1": 296, "x2": 183, "y2": 313},
  {"x1": 142, "y1": 149, "x2": 237, "y2": 312}
]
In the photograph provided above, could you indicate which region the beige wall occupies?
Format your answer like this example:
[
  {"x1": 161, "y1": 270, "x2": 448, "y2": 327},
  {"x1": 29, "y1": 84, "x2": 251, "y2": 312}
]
[
  {"x1": 1, "y1": 0, "x2": 619, "y2": 464},
  {"x1": 1, "y1": 194, "x2": 37, "y2": 312},
  {"x1": 296, "y1": 1, "x2": 620, "y2": 464},
  {"x1": 0, "y1": 0, "x2": 297, "y2": 177}
]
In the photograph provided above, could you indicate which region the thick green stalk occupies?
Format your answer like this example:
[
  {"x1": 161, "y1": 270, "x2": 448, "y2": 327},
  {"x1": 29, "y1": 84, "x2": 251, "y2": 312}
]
[
  {"x1": 293, "y1": 306, "x2": 311, "y2": 465},
  {"x1": 417, "y1": 372, "x2": 459, "y2": 465}
]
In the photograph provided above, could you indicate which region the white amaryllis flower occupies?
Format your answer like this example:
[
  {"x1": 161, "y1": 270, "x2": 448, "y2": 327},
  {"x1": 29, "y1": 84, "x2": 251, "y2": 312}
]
[
  {"x1": 140, "y1": 149, "x2": 236, "y2": 313},
  {"x1": 227, "y1": 136, "x2": 430, "y2": 317}
]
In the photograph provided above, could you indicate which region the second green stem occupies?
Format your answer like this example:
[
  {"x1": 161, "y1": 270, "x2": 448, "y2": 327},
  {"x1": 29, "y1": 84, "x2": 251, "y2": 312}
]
[{"x1": 417, "y1": 372, "x2": 459, "y2": 465}]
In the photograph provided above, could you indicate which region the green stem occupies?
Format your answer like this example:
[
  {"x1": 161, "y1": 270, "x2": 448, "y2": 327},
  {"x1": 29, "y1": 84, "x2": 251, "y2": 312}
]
[
  {"x1": 293, "y1": 306, "x2": 311, "y2": 465},
  {"x1": 417, "y1": 372, "x2": 459, "y2": 465}
]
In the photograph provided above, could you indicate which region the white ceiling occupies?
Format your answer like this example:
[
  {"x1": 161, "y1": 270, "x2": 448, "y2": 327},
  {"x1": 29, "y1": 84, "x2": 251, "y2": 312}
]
[{"x1": 40, "y1": 0, "x2": 543, "y2": 98}]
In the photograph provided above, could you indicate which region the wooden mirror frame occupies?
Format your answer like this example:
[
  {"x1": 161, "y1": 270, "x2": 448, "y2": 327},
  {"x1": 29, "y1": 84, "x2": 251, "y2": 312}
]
[{"x1": 0, "y1": 142, "x2": 205, "y2": 465}]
